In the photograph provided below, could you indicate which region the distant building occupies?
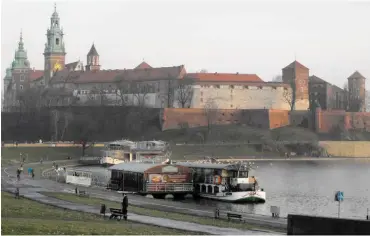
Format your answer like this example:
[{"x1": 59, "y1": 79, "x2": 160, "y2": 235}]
[
  {"x1": 309, "y1": 75, "x2": 347, "y2": 110},
  {"x1": 347, "y1": 71, "x2": 367, "y2": 112}
]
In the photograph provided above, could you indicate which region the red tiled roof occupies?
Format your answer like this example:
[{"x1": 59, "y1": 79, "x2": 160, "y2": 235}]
[
  {"x1": 184, "y1": 73, "x2": 263, "y2": 82},
  {"x1": 283, "y1": 60, "x2": 309, "y2": 70},
  {"x1": 135, "y1": 61, "x2": 152, "y2": 69},
  {"x1": 29, "y1": 70, "x2": 44, "y2": 81},
  {"x1": 51, "y1": 65, "x2": 186, "y2": 84}
]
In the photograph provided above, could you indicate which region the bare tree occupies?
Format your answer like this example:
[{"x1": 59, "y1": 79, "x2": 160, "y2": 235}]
[
  {"x1": 272, "y1": 75, "x2": 283, "y2": 82},
  {"x1": 203, "y1": 98, "x2": 218, "y2": 132},
  {"x1": 199, "y1": 69, "x2": 208, "y2": 73},
  {"x1": 176, "y1": 80, "x2": 194, "y2": 108},
  {"x1": 86, "y1": 85, "x2": 109, "y2": 106},
  {"x1": 115, "y1": 78, "x2": 130, "y2": 106},
  {"x1": 159, "y1": 79, "x2": 176, "y2": 108},
  {"x1": 130, "y1": 81, "x2": 153, "y2": 107},
  {"x1": 282, "y1": 86, "x2": 296, "y2": 111}
]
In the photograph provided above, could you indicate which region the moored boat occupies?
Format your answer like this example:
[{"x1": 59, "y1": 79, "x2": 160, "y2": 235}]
[{"x1": 178, "y1": 161, "x2": 266, "y2": 203}]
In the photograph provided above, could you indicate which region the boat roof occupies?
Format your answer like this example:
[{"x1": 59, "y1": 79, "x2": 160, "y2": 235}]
[
  {"x1": 109, "y1": 162, "x2": 160, "y2": 172},
  {"x1": 176, "y1": 162, "x2": 241, "y2": 171}
]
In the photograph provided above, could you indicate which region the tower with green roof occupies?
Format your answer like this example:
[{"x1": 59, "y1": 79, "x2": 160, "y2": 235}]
[{"x1": 10, "y1": 31, "x2": 31, "y2": 91}]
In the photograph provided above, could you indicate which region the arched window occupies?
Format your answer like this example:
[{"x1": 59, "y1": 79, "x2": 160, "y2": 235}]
[
  {"x1": 56, "y1": 38, "x2": 59, "y2": 45},
  {"x1": 20, "y1": 74, "x2": 25, "y2": 82},
  {"x1": 20, "y1": 85, "x2": 24, "y2": 90}
]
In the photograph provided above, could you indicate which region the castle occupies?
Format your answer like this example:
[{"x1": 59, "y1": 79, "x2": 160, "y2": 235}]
[{"x1": 2, "y1": 5, "x2": 369, "y2": 134}]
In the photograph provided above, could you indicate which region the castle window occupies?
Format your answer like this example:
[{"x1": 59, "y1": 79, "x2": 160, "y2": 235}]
[
  {"x1": 20, "y1": 85, "x2": 23, "y2": 90},
  {"x1": 200, "y1": 98, "x2": 203, "y2": 102},
  {"x1": 56, "y1": 38, "x2": 59, "y2": 45},
  {"x1": 20, "y1": 75, "x2": 25, "y2": 82}
]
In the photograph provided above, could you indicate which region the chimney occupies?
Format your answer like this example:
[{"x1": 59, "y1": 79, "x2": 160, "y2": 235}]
[
  {"x1": 236, "y1": 72, "x2": 239, "y2": 75},
  {"x1": 214, "y1": 72, "x2": 218, "y2": 75}
]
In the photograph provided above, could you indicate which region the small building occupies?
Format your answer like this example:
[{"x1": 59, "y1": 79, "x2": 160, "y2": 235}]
[{"x1": 108, "y1": 163, "x2": 193, "y2": 199}]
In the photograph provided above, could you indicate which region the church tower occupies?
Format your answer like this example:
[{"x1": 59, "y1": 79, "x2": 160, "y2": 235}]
[
  {"x1": 11, "y1": 31, "x2": 31, "y2": 91},
  {"x1": 85, "y1": 43, "x2": 100, "y2": 71},
  {"x1": 43, "y1": 4, "x2": 66, "y2": 84}
]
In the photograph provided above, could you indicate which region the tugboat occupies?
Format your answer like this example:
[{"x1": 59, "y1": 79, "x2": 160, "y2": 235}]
[{"x1": 178, "y1": 161, "x2": 266, "y2": 203}]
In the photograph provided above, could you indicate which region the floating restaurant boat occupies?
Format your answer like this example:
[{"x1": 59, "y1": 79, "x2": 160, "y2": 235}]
[
  {"x1": 107, "y1": 162, "x2": 194, "y2": 199},
  {"x1": 177, "y1": 162, "x2": 266, "y2": 203},
  {"x1": 100, "y1": 140, "x2": 170, "y2": 166}
]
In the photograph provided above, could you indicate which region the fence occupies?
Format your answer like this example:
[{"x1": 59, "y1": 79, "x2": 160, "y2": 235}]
[{"x1": 145, "y1": 183, "x2": 193, "y2": 193}]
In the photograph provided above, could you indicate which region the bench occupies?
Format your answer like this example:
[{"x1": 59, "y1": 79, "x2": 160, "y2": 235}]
[
  {"x1": 109, "y1": 208, "x2": 127, "y2": 221},
  {"x1": 78, "y1": 190, "x2": 89, "y2": 197},
  {"x1": 227, "y1": 212, "x2": 243, "y2": 221}
]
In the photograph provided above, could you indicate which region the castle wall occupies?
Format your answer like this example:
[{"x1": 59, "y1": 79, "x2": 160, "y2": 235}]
[
  {"x1": 315, "y1": 108, "x2": 370, "y2": 133},
  {"x1": 161, "y1": 108, "x2": 271, "y2": 130},
  {"x1": 190, "y1": 84, "x2": 291, "y2": 110}
]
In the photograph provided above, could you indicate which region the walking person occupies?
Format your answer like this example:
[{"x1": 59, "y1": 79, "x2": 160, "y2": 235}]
[{"x1": 121, "y1": 193, "x2": 128, "y2": 220}]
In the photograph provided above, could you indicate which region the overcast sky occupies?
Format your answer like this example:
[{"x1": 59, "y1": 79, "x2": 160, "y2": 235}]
[{"x1": 1, "y1": 0, "x2": 369, "y2": 89}]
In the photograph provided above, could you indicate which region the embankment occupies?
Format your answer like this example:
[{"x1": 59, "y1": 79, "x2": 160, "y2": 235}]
[
  {"x1": 287, "y1": 214, "x2": 370, "y2": 235},
  {"x1": 319, "y1": 141, "x2": 370, "y2": 158}
]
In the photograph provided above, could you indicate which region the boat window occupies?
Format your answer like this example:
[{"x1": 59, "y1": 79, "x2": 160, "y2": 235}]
[
  {"x1": 239, "y1": 171, "x2": 248, "y2": 177},
  {"x1": 226, "y1": 192, "x2": 232, "y2": 196}
]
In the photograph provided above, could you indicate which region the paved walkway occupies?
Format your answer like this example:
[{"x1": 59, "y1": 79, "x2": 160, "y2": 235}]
[{"x1": 2, "y1": 163, "x2": 280, "y2": 235}]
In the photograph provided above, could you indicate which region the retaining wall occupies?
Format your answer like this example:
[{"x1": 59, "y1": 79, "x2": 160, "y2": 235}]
[
  {"x1": 287, "y1": 214, "x2": 370, "y2": 235},
  {"x1": 319, "y1": 141, "x2": 370, "y2": 157}
]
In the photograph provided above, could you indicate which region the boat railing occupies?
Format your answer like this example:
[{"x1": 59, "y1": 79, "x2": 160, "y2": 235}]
[{"x1": 145, "y1": 183, "x2": 193, "y2": 193}]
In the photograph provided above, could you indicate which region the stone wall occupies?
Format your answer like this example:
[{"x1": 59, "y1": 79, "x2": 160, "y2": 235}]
[
  {"x1": 315, "y1": 108, "x2": 370, "y2": 133},
  {"x1": 161, "y1": 108, "x2": 271, "y2": 130},
  {"x1": 319, "y1": 141, "x2": 370, "y2": 157},
  {"x1": 287, "y1": 214, "x2": 370, "y2": 235},
  {"x1": 191, "y1": 84, "x2": 291, "y2": 110}
]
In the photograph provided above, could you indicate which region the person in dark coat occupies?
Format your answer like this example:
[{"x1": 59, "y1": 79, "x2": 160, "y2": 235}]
[{"x1": 121, "y1": 193, "x2": 128, "y2": 220}]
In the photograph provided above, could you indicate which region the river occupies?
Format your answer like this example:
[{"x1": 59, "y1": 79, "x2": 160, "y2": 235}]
[{"x1": 77, "y1": 159, "x2": 370, "y2": 219}]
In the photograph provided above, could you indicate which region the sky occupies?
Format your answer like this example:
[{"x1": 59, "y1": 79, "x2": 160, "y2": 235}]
[{"x1": 1, "y1": 0, "x2": 370, "y2": 90}]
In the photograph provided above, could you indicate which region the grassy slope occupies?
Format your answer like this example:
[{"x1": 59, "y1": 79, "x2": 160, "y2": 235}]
[
  {"x1": 1, "y1": 192, "x2": 199, "y2": 235},
  {"x1": 1, "y1": 146, "x2": 101, "y2": 165},
  {"x1": 42, "y1": 191, "x2": 282, "y2": 232}
]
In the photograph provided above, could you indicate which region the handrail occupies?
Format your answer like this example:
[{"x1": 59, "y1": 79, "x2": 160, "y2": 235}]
[{"x1": 145, "y1": 182, "x2": 193, "y2": 192}]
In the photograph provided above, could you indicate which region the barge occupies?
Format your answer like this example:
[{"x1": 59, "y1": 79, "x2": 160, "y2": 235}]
[{"x1": 108, "y1": 162, "x2": 194, "y2": 199}]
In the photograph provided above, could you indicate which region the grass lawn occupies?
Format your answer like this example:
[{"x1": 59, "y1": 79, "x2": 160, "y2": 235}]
[
  {"x1": 1, "y1": 146, "x2": 101, "y2": 165},
  {"x1": 1, "y1": 192, "x2": 200, "y2": 235},
  {"x1": 42, "y1": 191, "x2": 281, "y2": 232}
]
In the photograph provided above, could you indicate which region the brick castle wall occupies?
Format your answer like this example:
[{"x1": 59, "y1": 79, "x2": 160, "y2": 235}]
[{"x1": 162, "y1": 108, "x2": 370, "y2": 133}]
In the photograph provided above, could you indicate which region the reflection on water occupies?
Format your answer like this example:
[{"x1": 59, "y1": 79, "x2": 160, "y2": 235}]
[{"x1": 82, "y1": 159, "x2": 370, "y2": 219}]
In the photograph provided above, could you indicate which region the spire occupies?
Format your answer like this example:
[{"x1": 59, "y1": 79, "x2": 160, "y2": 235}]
[
  {"x1": 54, "y1": 2, "x2": 56, "y2": 12},
  {"x1": 87, "y1": 43, "x2": 99, "y2": 56},
  {"x1": 18, "y1": 30, "x2": 24, "y2": 50}
]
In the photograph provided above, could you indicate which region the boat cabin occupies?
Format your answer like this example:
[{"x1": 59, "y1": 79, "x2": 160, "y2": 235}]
[
  {"x1": 102, "y1": 140, "x2": 169, "y2": 163},
  {"x1": 178, "y1": 162, "x2": 259, "y2": 195},
  {"x1": 108, "y1": 163, "x2": 193, "y2": 199}
]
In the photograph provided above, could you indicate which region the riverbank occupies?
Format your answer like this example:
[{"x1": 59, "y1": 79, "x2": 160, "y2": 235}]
[
  {"x1": 2, "y1": 161, "x2": 284, "y2": 234},
  {"x1": 215, "y1": 157, "x2": 370, "y2": 162},
  {"x1": 0, "y1": 192, "x2": 200, "y2": 235}
]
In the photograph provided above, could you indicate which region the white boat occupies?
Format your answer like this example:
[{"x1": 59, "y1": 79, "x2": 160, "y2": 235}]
[
  {"x1": 178, "y1": 161, "x2": 266, "y2": 203},
  {"x1": 99, "y1": 140, "x2": 170, "y2": 166}
]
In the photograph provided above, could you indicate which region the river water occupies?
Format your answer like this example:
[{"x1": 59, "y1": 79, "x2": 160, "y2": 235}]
[{"x1": 79, "y1": 159, "x2": 370, "y2": 219}]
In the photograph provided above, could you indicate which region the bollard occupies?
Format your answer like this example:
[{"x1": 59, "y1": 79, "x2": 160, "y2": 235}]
[
  {"x1": 75, "y1": 187, "x2": 78, "y2": 195},
  {"x1": 100, "y1": 204, "x2": 106, "y2": 218},
  {"x1": 214, "y1": 208, "x2": 220, "y2": 219}
]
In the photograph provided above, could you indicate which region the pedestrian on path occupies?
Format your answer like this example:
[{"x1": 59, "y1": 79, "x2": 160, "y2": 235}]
[{"x1": 121, "y1": 193, "x2": 128, "y2": 220}]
